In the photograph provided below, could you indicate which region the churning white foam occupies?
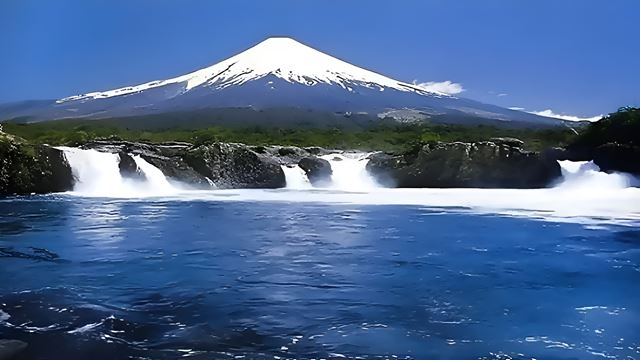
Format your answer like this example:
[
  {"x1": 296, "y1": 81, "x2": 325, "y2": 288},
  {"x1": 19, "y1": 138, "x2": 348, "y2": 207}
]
[
  {"x1": 281, "y1": 165, "x2": 312, "y2": 190},
  {"x1": 557, "y1": 160, "x2": 639, "y2": 189},
  {"x1": 197, "y1": 159, "x2": 640, "y2": 225},
  {"x1": 282, "y1": 152, "x2": 378, "y2": 191},
  {"x1": 58, "y1": 147, "x2": 640, "y2": 224},
  {"x1": 320, "y1": 153, "x2": 380, "y2": 191},
  {"x1": 59, "y1": 147, "x2": 181, "y2": 197},
  {"x1": 132, "y1": 155, "x2": 175, "y2": 192}
]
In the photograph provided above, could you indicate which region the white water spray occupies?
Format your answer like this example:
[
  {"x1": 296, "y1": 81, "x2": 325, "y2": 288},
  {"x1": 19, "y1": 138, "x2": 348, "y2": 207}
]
[
  {"x1": 282, "y1": 153, "x2": 379, "y2": 191},
  {"x1": 132, "y1": 155, "x2": 175, "y2": 192},
  {"x1": 557, "y1": 160, "x2": 638, "y2": 189},
  {"x1": 57, "y1": 147, "x2": 640, "y2": 224},
  {"x1": 59, "y1": 147, "x2": 180, "y2": 197},
  {"x1": 320, "y1": 153, "x2": 379, "y2": 191},
  {"x1": 281, "y1": 165, "x2": 312, "y2": 190}
]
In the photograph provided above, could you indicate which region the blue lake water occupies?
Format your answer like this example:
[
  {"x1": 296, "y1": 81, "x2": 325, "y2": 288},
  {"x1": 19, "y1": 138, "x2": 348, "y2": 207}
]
[{"x1": 1, "y1": 194, "x2": 639, "y2": 359}]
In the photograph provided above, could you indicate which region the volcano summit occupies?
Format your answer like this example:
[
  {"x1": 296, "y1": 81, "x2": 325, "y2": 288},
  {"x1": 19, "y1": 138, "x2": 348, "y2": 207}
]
[{"x1": 0, "y1": 37, "x2": 562, "y2": 126}]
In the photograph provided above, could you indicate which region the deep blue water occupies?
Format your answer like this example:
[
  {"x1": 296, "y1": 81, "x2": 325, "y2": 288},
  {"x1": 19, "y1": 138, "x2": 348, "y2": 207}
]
[{"x1": 0, "y1": 195, "x2": 639, "y2": 359}]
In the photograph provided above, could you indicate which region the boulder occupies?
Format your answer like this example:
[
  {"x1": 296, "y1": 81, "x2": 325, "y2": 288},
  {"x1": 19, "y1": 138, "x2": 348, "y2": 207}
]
[
  {"x1": 117, "y1": 152, "x2": 146, "y2": 181},
  {"x1": 304, "y1": 146, "x2": 331, "y2": 156},
  {"x1": 592, "y1": 143, "x2": 640, "y2": 175},
  {"x1": 298, "y1": 157, "x2": 332, "y2": 186},
  {"x1": 367, "y1": 140, "x2": 561, "y2": 188},
  {"x1": 184, "y1": 143, "x2": 285, "y2": 188},
  {"x1": 140, "y1": 154, "x2": 212, "y2": 188}
]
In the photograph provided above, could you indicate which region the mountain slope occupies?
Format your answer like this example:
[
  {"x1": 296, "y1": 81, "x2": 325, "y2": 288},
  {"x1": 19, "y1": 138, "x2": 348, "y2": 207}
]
[{"x1": 0, "y1": 37, "x2": 563, "y2": 126}]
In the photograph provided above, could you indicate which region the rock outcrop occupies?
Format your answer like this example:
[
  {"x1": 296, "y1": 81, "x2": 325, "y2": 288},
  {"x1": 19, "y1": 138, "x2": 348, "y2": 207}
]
[
  {"x1": 367, "y1": 140, "x2": 561, "y2": 188},
  {"x1": 0, "y1": 134, "x2": 74, "y2": 196},
  {"x1": 183, "y1": 143, "x2": 286, "y2": 189},
  {"x1": 592, "y1": 143, "x2": 640, "y2": 175},
  {"x1": 83, "y1": 140, "x2": 212, "y2": 188},
  {"x1": 298, "y1": 157, "x2": 332, "y2": 186},
  {"x1": 117, "y1": 152, "x2": 146, "y2": 181}
]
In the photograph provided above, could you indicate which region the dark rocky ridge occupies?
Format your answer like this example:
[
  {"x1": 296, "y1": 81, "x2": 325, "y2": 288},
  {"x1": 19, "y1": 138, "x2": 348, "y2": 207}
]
[
  {"x1": 592, "y1": 143, "x2": 640, "y2": 175},
  {"x1": 182, "y1": 143, "x2": 285, "y2": 189},
  {"x1": 3, "y1": 134, "x2": 638, "y2": 196},
  {"x1": 547, "y1": 142, "x2": 640, "y2": 176},
  {"x1": 367, "y1": 139, "x2": 561, "y2": 188}
]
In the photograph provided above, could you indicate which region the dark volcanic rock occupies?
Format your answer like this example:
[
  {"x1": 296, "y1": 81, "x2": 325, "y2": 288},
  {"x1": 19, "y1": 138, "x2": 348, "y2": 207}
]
[
  {"x1": 32, "y1": 145, "x2": 75, "y2": 193},
  {"x1": 117, "y1": 152, "x2": 146, "y2": 181},
  {"x1": 367, "y1": 140, "x2": 561, "y2": 188},
  {"x1": 0, "y1": 134, "x2": 74, "y2": 195},
  {"x1": 140, "y1": 154, "x2": 212, "y2": 188},
  {"x1": 593, "y1": 143, "x2": 640, "y2": 175},
  {"x1": 184, "y1": 143, "x2": 285, "y2": 188},
  {"x1": 83, "y1": 140, "x2": 211, "y2": 187},
  {"x1": 298, "y1": 157, "x2": 332, "y2": 186}
]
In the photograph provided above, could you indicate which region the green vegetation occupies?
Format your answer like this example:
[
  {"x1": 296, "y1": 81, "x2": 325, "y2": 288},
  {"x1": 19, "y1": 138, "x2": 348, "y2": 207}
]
[
  {"x1": 570, "y1": 107, "x2": 639, "y2": 148},
  {"x1": 0, "y1": 133, "x2": 43, "y2": 194},
  {"x1": 0, "y1": 118, "x2": 578, "y2": 152}
]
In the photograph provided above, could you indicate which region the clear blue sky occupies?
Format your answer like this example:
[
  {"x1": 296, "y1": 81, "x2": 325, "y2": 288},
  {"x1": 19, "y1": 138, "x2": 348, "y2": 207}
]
[{"x1": 1, "y1": 0, "x2": 638, "y2": 118}]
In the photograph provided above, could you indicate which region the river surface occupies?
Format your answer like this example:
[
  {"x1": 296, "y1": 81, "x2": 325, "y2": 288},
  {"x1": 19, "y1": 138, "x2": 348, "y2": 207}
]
[
  {"x1": 1, "y1": 150, "x2": 640, "y2": 359},
  {"x1": 1, "y1": 193, "x2": 639, "y2": 360}
]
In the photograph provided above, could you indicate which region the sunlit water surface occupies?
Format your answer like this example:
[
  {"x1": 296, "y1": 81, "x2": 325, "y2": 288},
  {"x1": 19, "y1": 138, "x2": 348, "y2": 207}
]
[{"x1": 1, "y1": 192, "x2": 639, "y2": 359}]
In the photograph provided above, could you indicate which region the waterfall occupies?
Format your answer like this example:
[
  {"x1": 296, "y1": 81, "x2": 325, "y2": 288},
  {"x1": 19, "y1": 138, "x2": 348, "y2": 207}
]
[
  {"x1": 281, "y1": 165, "x2": 312, "y2": 189},
  {"x1": 557, "y1": 160, "x2": 638, "y2": 189},
  {"x1": 59, "y1": 147, "x2": 179, "y2": 197},
  {"x1": 282, "y1": 152, "x2": 379, "y2": 191},
  {"x1": 132, "y1": 155, "x2": 175, "y2": 192},
  {"x1": 320, "y1": 153, "x2": 379, "y2": 191}
]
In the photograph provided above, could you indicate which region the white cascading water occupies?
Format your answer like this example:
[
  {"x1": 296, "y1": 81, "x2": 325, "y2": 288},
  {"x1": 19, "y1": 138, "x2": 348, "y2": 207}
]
[
  {"x1": 557, "y1": 160, "x2": 638, "y2": 189},
  {"x1": 132, "y1": 155, "x2": 175, "y2": 192},
  {"x1": 281, "y1": 165, "x2": 312, "y2": 189},
  {"x1": 281, "y1": 152, "x2": 379, "y2": 191},
  {"x1": 59, "y1": 147, "x2": 179, "y2": 197},
  {"x1": 320, "y1": 153, "x2": 379, "y2": 191},
  {"x1": 56, "y1": 147, "x2": 640, "y2": 223}
]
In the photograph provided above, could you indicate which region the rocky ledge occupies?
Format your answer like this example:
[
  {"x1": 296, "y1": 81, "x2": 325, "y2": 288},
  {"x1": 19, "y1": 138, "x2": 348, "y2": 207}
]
[
  {"x1": 0, "y1": 133, "x2": 74, "y2": 195},
  {"x1": 79, "y1": 140, "x2": 331, "y2": 190},
  {"x1": 3, "y1": 134, "x2": 638, "y2": 196},
  {"x1": 552, "y1": 142, "x2": 640, "y2": 176},
  {"x1": 367, "y1": 138, "x2": 561, "y2": 188}
]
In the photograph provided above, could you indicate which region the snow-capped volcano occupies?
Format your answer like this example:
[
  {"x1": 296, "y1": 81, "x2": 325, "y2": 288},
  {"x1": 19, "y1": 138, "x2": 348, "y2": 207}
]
[
  {"x1": 59, "y1": 37, "x2": 447, "y2": 103},
  {"x1": 0, "y1": 37, "x2": 563, "y2": 126}
]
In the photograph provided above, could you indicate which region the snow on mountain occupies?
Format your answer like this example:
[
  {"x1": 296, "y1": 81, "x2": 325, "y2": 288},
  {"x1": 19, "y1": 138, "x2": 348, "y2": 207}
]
[
  {"x1": 1, "y1": 37, "x2": 565, "y2": 126},
  {"x1": 58, "y1": 37, "x2": 448, "y2": 103}
]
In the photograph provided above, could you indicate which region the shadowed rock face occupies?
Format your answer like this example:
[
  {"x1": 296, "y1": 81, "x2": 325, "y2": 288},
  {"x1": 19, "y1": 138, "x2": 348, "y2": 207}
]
[
  {"x1": 183, "y1": 143, "x2": 286, "y2": 189},
  {"x1": 592, "y1": 143, "x2": 640, "y2": 175},
  {"x1": 298, "y1": 157, "x2": 332, "y2": 186},
  {"x1": 117, "y1": 152, "x2": 146, "y2": 181},
  {"x1": 367, "y1": 140, "x2": 561, "y2": 188},
  {"x1": 0, "y1": 134, "x2": 74, "y2": 195}
]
